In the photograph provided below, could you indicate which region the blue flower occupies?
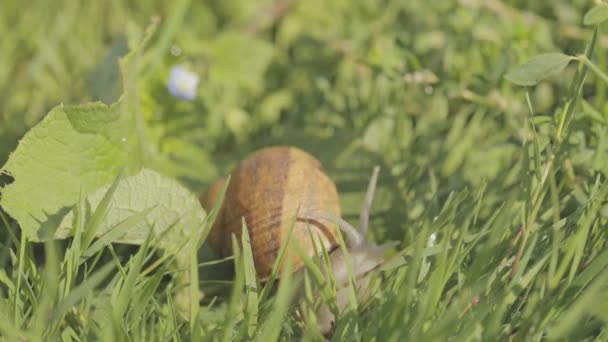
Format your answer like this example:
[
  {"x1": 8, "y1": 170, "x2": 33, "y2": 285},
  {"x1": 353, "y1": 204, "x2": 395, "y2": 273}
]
[{"x1": 167, "y1": 66, "x2": 200, "y2": 101}]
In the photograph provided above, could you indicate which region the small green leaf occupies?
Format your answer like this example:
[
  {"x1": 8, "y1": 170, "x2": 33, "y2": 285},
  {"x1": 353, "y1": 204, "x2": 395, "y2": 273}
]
[
  {"x1": 362, "y1": 116, "x2": 395, "y2": 153},
  {"x1": 208, "y1": 31, "x2": 275, "y2": 92},
  {"x1": 505, "y1": 53, "x2": 575, "y2": 86},
  {"x1": 583, "y1": 5, "x2": 608, "y2": 26}
]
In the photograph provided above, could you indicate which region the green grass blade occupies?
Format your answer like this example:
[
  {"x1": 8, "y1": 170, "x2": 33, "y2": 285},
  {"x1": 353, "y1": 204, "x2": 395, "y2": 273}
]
[
  {"x1": 80, "y1": 207, "x2": 154, "y2": 262},
  {"x1": 82, "y1": 170, "x2": 124, "y2": 251},
  {"x1": 255, "y1": 252, "x2": 295, "y2": 342},
  {"x1": 113, "y1": 223, "x2": 154, "y2": 320},
  {"x1": 49, "y1": 261, "x2": 116, "y2": 322},
  {"x1": 240, "y1": 220, "x2": 259, "y2": 339}
]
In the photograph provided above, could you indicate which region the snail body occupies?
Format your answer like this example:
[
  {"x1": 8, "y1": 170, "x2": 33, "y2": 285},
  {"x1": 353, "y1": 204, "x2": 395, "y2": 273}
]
[{"x1": 201, "y1": 146, "x2": 389, "y2": 333}]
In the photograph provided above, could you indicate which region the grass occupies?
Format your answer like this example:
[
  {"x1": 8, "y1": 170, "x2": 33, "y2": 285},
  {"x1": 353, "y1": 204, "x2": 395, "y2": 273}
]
[{"x1": 2, "y1": 0, "x2": 608, "y2": 340}]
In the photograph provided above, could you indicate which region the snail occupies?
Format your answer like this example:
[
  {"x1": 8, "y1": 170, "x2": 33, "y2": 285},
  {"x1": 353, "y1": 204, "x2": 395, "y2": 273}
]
[{"x1": 200, "y1": 146, "x2": 392, "y2": 333}]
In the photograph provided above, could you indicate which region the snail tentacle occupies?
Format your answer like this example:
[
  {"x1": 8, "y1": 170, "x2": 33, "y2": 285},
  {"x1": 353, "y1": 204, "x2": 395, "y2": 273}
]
[
  {"x1": 310, "y1": 212, "x2": 363, "y2": 247},
  {"x1": 358, "y1": 166, "x2": 381, "y2": 235}
]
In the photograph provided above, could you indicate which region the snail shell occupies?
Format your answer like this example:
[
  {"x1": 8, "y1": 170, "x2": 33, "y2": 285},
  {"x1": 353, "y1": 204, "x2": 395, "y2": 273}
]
[{"x1": 201, "y1": 146, "x2": 341, "y2": 279}]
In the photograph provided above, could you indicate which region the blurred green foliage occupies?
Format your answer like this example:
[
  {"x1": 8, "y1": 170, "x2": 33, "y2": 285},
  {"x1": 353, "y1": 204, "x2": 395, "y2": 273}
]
[
  {"x1": 3, "y1": 0, "x2": 605, "y2": 237},
  {"x1": 1, "y1": 0, "x2": 608, "y2": 339}
]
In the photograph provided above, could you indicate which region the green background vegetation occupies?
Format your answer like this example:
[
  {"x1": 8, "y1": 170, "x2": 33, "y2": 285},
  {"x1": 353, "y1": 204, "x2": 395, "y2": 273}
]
[{"x1": 1, "y1": 0, "x2": 608, "y2": 340}]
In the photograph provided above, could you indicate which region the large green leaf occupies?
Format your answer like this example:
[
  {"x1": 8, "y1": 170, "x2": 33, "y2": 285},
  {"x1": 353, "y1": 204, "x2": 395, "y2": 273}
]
[
  {"x1": 0, "y1": 23, "x2": 157, "y2": 240},
  {"x1": 0, "y1": 101, "x2": 137, "y2": 240}
]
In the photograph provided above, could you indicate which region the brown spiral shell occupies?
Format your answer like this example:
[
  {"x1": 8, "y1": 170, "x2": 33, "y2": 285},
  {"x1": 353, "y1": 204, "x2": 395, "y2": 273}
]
[{"x1": 200, "y1": 146, "x2": 341, "y2": 280}]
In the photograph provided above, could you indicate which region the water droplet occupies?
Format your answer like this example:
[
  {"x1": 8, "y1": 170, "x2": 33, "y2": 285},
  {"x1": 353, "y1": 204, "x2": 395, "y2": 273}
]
[{"x1": 170, "y1": 45, "x2": 182, "y2": 56}]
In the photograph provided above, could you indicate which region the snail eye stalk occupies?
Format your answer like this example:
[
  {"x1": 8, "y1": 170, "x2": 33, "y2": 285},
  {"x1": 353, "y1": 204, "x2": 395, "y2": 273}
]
[
  {"x1": 311, "y1": 213, "x2": 363, "y2": 247},
  {"x1": 358, "y1": 166, "x2": 380, "y2": 236},
  {"x1": 310, "y1": 165, "x2": 381, "y2": 248}
]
